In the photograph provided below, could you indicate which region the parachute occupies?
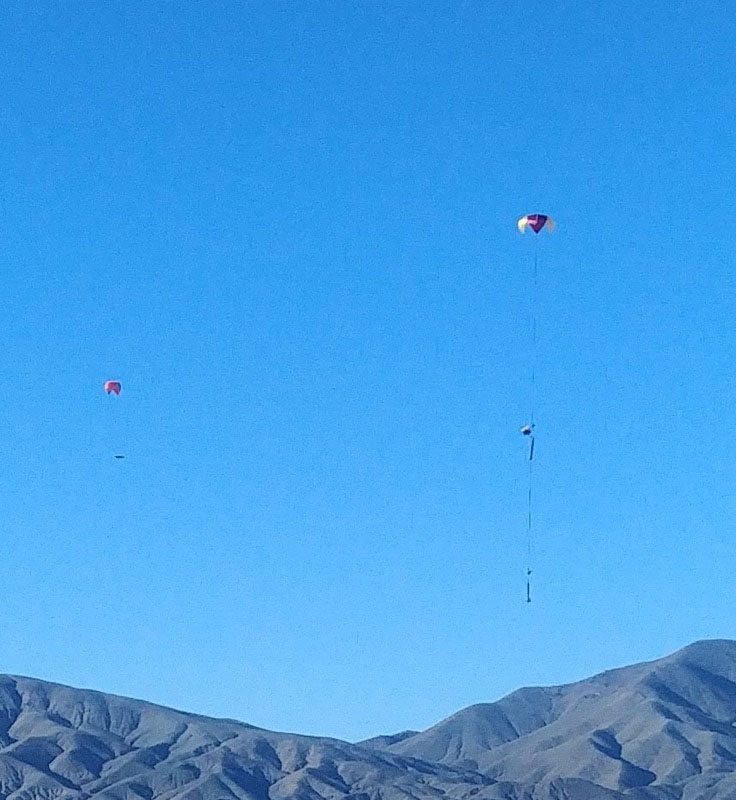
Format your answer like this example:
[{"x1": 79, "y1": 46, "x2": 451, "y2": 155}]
[
  {"x1": 518, "y1": 214, "x2": 555, "y2": 603},
  {"x1": 104, "y1": 381, "x2": 124, "y2": 458},
  {"x1": 517, "y1": 214, "x2": 555, "y2": 235}
]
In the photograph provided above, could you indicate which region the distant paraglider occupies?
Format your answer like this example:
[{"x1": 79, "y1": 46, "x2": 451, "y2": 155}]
[
  {"x1": 104, "y1": 380, "x2": 124, "y2": 458},
  {"x1": 520, "y1": 423, "x2": 535, "y2": 461},
  {"x1": 517, "y1": 214, "x2": 555, "y2": 235},
  {"x1": 518, "y1": 214, "x2": 554, "y2": 603}
]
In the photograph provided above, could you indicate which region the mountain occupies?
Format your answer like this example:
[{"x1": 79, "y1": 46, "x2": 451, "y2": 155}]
[
  {"x1": 372, "y1": 639, "x2": 736, "y2": 799},
  {"x1": 0, "y1": 675, "x2": 500, "y2": 800},
  {"x1": 3, "y1": 640, "x2": 736, "y2": 800}
]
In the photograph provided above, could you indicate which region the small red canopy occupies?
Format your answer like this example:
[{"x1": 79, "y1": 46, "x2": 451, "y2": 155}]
[{"x1": 104, "y1": 380, "x2": 122, "y2": 395}]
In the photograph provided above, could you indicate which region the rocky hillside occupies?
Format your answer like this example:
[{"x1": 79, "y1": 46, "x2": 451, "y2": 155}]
[
  {"x1": 368, "y1": 639, "x2": 736, "y2": 799},
  {"x1": 4, "y1": 640, "x2": 736, "y2": 800}
]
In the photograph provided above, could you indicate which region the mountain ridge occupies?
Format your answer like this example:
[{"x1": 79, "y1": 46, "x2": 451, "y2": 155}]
[{"x1": 3, "y1": 639, "x2": 736, "y2": 800}]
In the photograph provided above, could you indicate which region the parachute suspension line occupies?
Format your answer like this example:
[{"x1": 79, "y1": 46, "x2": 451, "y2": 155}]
[
  {"x1": 527, "y1": 453, "x2": 533, "y2": 603},
  {"x1": 530, "y1": 238, "x2": 538, "y2": 426},
  {"x1": 526, "y1": 238, "x2": 539, "y2": 603}
]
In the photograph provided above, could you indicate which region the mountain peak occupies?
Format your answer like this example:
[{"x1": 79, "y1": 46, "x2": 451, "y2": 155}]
[
  {"x1": 4, "y1": 640, "x2": 736, "y2": 800},
  {"x1": 381, "y1": 639, "x2": 736, "y2": 796}
]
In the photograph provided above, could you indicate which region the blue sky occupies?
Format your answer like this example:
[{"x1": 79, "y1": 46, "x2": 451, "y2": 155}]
[{"x1": 1, "y1": 0, "x2": 736, "y2": 741}]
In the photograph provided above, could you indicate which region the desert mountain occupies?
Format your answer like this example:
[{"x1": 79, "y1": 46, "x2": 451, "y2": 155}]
[
  {"x1": 4, "y1": 640, "x2": 736, "y2": 800},
  {"x1": 371, "y1": 639, "x2": 736, "y2": 798}
]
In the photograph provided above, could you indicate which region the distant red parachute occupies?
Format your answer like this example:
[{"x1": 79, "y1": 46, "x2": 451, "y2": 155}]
[
  {"x1": 104, "y1": 380, "x2": 122, "y2": 395},
  {"x1": 517, "y1": 214, "x2": 555, "y2": 234}
]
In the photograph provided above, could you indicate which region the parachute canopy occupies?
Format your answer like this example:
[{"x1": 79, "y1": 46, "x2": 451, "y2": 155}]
[
  {"x1": 517, "y1": 214, "x2": 555, "y2": 234},
  {"x1": 104, "y1": 380, "x2": 122, "y2": 395}
]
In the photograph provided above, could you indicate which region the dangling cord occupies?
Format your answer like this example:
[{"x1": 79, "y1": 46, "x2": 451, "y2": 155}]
[
  {"x1": 530, "y1": 239, "x2": 538, "y2": 427},
  {"x1": 527, "y1": 238, "x2": 539, "y2": 603},
  {"x1": 527, "y1": 435, "x2": 534, "y2": 602}
]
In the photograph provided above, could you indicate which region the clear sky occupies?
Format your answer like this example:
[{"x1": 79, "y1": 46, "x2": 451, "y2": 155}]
[{"x1": 1, "y1": 0, "x2": 735, "y2": 742}]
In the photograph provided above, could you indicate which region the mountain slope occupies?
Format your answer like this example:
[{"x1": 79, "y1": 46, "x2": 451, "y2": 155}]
[
  {"x1": 4, "y1": 641, "x2": 736, "y2": 800},
  {"x1": 0, "y1": 675, "x2": 504, "y2": 800},
  {"x1": 380, "y1": 639, "x2": 736, "y2": 798}
]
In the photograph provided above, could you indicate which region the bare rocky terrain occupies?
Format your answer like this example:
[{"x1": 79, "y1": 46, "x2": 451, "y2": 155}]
[{"x1": 4, "y1": 640, "x2": 736, "y2": 800}]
